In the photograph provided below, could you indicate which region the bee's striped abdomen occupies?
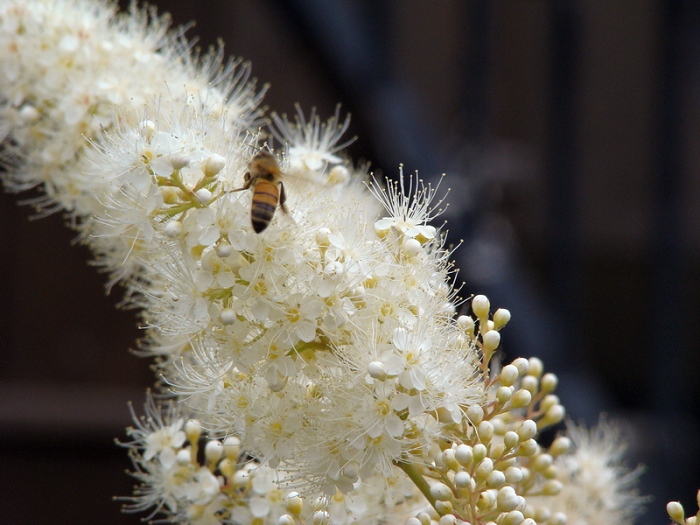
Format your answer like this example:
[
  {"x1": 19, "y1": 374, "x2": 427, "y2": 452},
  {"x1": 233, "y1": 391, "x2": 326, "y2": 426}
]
[{"x1": 250, "y1": 179, "x2": 280, "y2": 233}]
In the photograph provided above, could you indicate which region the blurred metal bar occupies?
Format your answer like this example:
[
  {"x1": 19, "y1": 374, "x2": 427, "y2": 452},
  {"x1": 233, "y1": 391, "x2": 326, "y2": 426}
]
[
  {"x1": 646, "y1": 2, "x2": 699, "y2": 522},
  {"x1": 270, "y1": 0, "x2": 441, "y2": 173},
  {"x1": 462, "y1": 1, "x2": 492, "y2": 143},
  {"x1": 651, "y1": 0, "x2": 687, "y2": 415},
  {"x1": 545, "y1": 0, "x2": 581, "y2": 365}
]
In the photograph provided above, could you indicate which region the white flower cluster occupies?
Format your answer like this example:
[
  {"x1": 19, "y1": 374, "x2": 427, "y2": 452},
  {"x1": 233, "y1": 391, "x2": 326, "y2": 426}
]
[
  {"x1": 0, "y1": 0, "x2": 649, "y2": 524},
  {"x1": 121, "y1": 393, "x2": 427, "y2": 525}
]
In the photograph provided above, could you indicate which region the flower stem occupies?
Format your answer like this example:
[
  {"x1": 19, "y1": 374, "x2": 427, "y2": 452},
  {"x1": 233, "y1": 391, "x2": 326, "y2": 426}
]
[{"x1": 394, "y1": 459, "x2": 437, "y2": 511}]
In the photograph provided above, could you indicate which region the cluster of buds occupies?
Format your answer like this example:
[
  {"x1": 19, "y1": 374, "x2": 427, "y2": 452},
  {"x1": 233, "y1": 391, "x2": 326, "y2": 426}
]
[
  {"x1": 669, "y1": 493, "x2": 700, "y2": 525},
  {"x1": 121, "y1": 393, "x2": 429, "y2": 524},
  {"x1": 397, "y1": 296, "x2": 568, "y2": 525},
  {"x1": 120, "y1": 395, "x2": 307, "y2": 524}
]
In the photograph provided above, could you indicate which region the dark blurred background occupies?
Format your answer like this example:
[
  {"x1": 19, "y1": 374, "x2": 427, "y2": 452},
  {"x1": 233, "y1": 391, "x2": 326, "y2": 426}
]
[{"x1": 2, "y1": 1, "x2": 700, "y2": 524}]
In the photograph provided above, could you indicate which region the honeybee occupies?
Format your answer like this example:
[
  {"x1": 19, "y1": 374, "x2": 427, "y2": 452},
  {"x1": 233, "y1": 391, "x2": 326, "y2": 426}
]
[{"x1": 231, "y1": 151, "x2": 288, "y2": 233}]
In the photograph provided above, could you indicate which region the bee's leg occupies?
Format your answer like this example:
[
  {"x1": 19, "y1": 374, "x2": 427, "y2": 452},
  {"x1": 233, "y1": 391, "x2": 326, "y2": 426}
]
[
  {"x1": 229, "y1": 172, "x2": 252, "y2": 193},
  {"x1": 279, "y1": 181, "x2": 289, "y2": 214}
]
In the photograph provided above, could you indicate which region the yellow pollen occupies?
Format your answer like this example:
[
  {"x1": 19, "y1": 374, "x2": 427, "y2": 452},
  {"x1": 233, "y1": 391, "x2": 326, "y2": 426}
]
[
  {"x1": 269, "y1": 421, "x2": 283, "y2": 436},
  {"x1": 253, "y1": 280, "x2": 267, "y2": 295},
  {"x1": 288, "y1": 307, "x2": 301, "y2": 323},
  {"x1": 140, "y1": 149, "x2": 154, "y2": 164}
]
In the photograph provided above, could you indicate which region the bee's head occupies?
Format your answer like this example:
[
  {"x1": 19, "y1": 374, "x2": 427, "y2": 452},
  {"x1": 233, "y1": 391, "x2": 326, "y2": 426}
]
[{"x1": 250, "y1": 151, "x2": 281, "y2": 176}]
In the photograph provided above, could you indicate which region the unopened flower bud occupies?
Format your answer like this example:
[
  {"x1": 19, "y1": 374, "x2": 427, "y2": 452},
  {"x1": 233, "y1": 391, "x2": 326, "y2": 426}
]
[
  {"x1": 286, "y1": 492, "x2": 304, "y2": 516},
  {"x1": 518, "y1": 439, "x2": 539, "y2": 456},
  {"x1": 220, "y1": 308, "x2": 236, "y2": 325},
  {"x1": 403, "y1": 238, "x2": 422, "y2": 257},
  {"x1": 492, "y1": 417, "x2": 506, "y2": 435},
  {"x1": 315, "y1": 227, "x2": 331, "y2": 247},
  {"x1": 472, "y1": 443, "x2": 488, "y2": 463},
  {"x1": 543, "y1": 464, "x2": 559, "y2": 479},
  {"x1": 497, "y1": 486, "x2": 520, "y2": 512},
  {"x1": 542, "y1": 479, "x2": 563, "y2": 495},
  {"x1": 512, "y1": 357, "x2": 529, "y2": 375},
  {"x1": 312, "y1": 510, "x2": 329, "y2": 525},
  {"x1": 19, "y1": 104, "x2": 40, "y2": 123},
  {"x1": 185, "y1": 419, "x2": 202, "y2": 442},
  {"x1": 457, "y1": 315, "x2": 475, "y2": 333},
  {"x1": 140, "y1": 119, "x2": 156, "y2": 140},
  {"x1": 195, "y1": 188, "x2": 213, "y2": 205},
  {"x1": 667, "y1": 501, "x2": 685, "y2": 523},
  {"x1": 430, "y1": 482, "x2": 453, "y2": 501},
  {"x1": 532, "y1": 453, "x2": 553, "y2": 471},
  {"x1": 170, "y1": 153, "x2": 191, "y2": 170},
  {"x1": 540, "y1": 373, "x2": 558, "y2": 393},
  {"x1": 442, "y1": 449, "x2": 459, "y2": 471},
  {"x1": 493, "y1": 308, "x2": 511, "y2": 328},
  {"x1": 478, "y1": 421, "x2": 494, "y2": 443},
  {"x1": 477, "y1": 489, "x2": 495, "y2": 510},
  {"x1": 232, "y1": 469, "x2": 250, "y2": 488},
  {"x1": 497, "y1": 386, "x2": 513, "y2": 403},
  {"x1": 434, "y1": 500, "x2": 453, "y2": 516},
  {"x1": 205, "y1": 439, "x2": 223, "y2": 464},
  {"x1": 533, "y1": 507, "x2": 551, "y2": 523},
  {"x1": 504, "y1": 466, "x2": 524, "y2": 483},
  {"x1": 216, "y1": 242, "x2": 233, "y2": 258},
  {"x1": 323, "y1": 261, "x2": 343, "y2": 278},
  {"x1": 438, "y1": 515, "x2": 457, "y2": 525},
  {"x1": 499, "y1": 432, "x2": 518, "y2": 451},
  {"x1": 520, "y1": 375, "x2": 538, "y2": 394},
  {"x1": 368, "y1": 361, "x2": 387, "y2": 380},
  {"x1": 475, "y1": 458, "x2": 494, "y2": 480},
  {"x1": 374, "y1": 220, "x2": 392, "y2": 238},
  {"x1": 541, "y1": 394, "x2": 560, "y2": 412},
  {"x1": 503, "y1": 510, "x2": 524, "y2": 525},
  {"x1": 176, "y1": 449, "x2": 191, "y2": 464},
  {"x1": 455, "y1": 471, "x2": 471, "y2": 488},
  {"x1": 342, "y1": 461, "x2": 359, "y2": 481},
  {"x1": 511, "y1": 388, "x2": 532, "y2": 408},
  {"x1": 500, "y1": 364, "x2": 520, "y2": 387},
  {"x1": 278, "y1": 515, "x2": 295, "y2": 525},
  {"x1": 550, "y1": 513, "x2": 567, "y2": 525},
  {"x1": 223, "y1": 436, "x2": 241, "y2": 459},
  {"x1": 527, "y1": 357, "x2": 543, "y2": 377},
  {"x1": 471, "y1": 295, "x2": 490, "y2": 319},
  {"x1": 219, "y1": 458, "x2": 233, "y2": 478},
  {"x1": 164, "y1": 220, "x2": 182, "y2": 238},
  {"x1": 328, "y1": 165, "x2": 349, "y2": 184},
  {"x1": 455, "y1": 444, "x2": 473, "y2": 466},
  {"x1": 540, "y1": 405, "x2": 565, "y2": 427},
  {"x1": 416, "y1": 512, "x2": 432, "y2": 525},
  {"x1": 549, "y1": 436, "x2": 571, "y2": 456},
  {"x1": 203, "y1": 154, "x2": 226, "y2": 177},
  {"x1": 486, "y1": 470, "x2": 506, "y2": 488},
  {"x1": 467, "y1": 405, "x2": 484, "y2": 425},
  {"x1": 516, "y1": 419, "x2": 540, "y2": 441},
  {"x1": 482, "y1": 330, "x2": 501, "y2": 352}
]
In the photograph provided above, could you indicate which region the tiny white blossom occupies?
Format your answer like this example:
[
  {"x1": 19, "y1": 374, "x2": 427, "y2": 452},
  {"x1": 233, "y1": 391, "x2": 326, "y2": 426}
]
[{"x1": 271, "y1": 104, "x2": 354, "y2": 174}]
